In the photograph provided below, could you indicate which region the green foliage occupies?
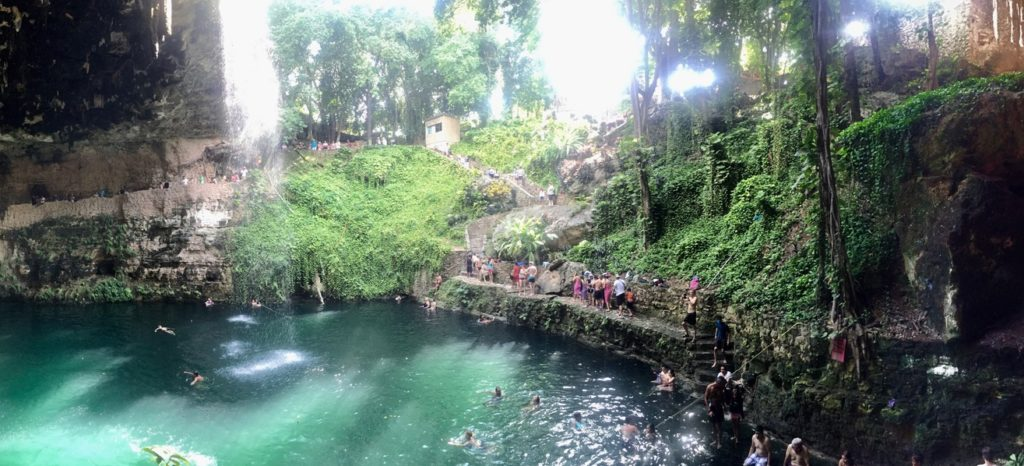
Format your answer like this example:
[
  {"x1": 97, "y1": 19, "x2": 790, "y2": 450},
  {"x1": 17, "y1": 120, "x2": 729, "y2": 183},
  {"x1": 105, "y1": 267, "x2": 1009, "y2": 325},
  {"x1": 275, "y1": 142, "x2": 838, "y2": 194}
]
[
  {"x1": 492, "y1": 216, "x2": 557, "y2": 263},
  {"x1": 1008, "y1": 453, "x2": 1024, "y2": 466},
  {"x1": 460, "y1": 179, "x2": 516, "y2": 216},
  {"x1": 9, "y1": 216, "x2": 136, "y2": 286},
  {"x1": 269, "y1": 0, "x2": 548, "y2": 143},
  {"x1": 35, "y1": 278, "x2": 134, "y2": 304},
  {"x1": 588, "y1": 105, "x2": 820, "y2": 321},
  {"x1": 592, "y1": 174, "x2": 640, "y2": 237},
  {"x1": 230, "y1": 147, "x2": 473, "y2": 302},
  {"x1": 452, "y1": 118, "x2": 583, "y2": 186}
]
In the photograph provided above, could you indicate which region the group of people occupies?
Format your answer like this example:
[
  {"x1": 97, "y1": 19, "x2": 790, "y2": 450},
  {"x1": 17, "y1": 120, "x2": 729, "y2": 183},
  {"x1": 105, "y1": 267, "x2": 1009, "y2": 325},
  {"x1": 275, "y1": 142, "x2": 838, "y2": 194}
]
[
  {"x1": 307, "y1": 139, "x2": 362, "y2": 152},
  {"x1": 464, "y1": 253, "x2": 540, "y2": 294},
  {"x1": 570, "y1": 271, "x2": 636, "y2": 317}
]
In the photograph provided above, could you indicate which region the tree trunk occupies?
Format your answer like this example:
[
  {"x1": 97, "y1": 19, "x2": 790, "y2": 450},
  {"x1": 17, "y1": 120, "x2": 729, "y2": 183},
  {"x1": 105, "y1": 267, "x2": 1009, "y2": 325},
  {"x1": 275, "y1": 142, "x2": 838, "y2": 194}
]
[
  {"x1": 812, "y1": 0, "x2": 865, "y2": 375},
  {"x1": 869, "y1": 8, "x2": 886, "y2": 83},
  {"x1": 630, "y1": 79, "x2": 655, "y2": 249},
  {"x1": 926, "y1": 4, "x2": 939, "y2": 90},
  {"x1": 365, "y1": 92, "x2": 375, "y2": 144},
  {"x1": 843, "y1": 43, "x2": 862, "y2": 122},
  {"x1": 840, "y1": 0, "x2": 862, "y2": 122}
]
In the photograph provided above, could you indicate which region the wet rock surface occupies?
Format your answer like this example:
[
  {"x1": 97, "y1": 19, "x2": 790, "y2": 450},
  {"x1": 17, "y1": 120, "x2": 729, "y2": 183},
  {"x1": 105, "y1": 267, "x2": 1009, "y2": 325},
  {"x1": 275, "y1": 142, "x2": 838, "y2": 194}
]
[{"x1": 900, "y1": 90, "x2": 1024, "y2": 342}]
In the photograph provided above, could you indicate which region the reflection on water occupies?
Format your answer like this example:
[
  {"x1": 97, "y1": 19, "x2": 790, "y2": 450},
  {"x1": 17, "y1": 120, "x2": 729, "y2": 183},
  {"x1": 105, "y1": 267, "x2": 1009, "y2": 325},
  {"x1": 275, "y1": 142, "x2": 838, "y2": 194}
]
[{"x1": 0, "y1": 301, "x2": 765, "y2": 465}]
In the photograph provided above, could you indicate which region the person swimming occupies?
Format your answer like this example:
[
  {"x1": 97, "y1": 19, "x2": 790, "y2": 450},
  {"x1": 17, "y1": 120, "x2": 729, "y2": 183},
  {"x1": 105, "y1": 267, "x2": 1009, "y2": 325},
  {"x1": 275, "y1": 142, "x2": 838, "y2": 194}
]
[
  {"x1": 478, "y1": 314, "x2": 495, "y2": 324},
  {"x1": 484, "y1": 386, "x2": 502, "y2": 404},
  {"x1": 644, "y1": 422, "x2": 657, "y2": 440},
  {"x1": 250, "y1": 299, "x2": 262, "y2": 308},
  {"x1": 154, "y1": 325, "x2": 175, "y2": 335},
  {"x1": 621, "y1": 416, "x2": 640, "y2": 447},
  {"x1": 204, "y1": 298, "x2": 214, "y2": 307},
  {"x1": 572, "y1": 412, "x2": 585, "y2": 432},
  {"x1": 449, "y1": 430, "x2": 482, "y2": 449},
  {"x1": 524, "y1": 395, "x2": 541, "y2": 411},
  {"x1": 184, "y1": 371, "x2": 204, "y2": 386}
]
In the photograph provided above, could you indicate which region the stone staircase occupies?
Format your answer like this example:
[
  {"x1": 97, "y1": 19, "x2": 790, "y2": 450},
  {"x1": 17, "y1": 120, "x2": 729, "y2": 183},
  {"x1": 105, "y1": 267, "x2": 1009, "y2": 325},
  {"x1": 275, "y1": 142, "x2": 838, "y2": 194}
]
[{"x1": 689, "y1": 330, "x2": 735, "y2": 387}]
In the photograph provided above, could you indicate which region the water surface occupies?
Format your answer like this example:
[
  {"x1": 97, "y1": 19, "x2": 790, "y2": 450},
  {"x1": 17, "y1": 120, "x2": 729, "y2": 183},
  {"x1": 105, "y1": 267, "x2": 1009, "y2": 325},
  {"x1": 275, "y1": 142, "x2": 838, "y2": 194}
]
[{"x1": 0, "y1": 301, "x2": 760, "y2": 465}]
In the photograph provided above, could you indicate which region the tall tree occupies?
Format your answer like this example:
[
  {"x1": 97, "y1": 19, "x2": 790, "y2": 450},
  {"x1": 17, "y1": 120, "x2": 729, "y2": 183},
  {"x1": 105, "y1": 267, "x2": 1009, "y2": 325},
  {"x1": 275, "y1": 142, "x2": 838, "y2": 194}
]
[
  {"x1": 625, "y1": 0, "x2": 677, "y2": 249},
  {"x1": 924, "y1": 2, "x2": 939, "y2": 90},
  {"x1": 739, "y1": 0, "x2": 795, "y2": 114},
  {"x1": 810, "y1": 0, "x2": 866, "y2": 376},
  {"x1": 840, "y1": 0, "x2": 862, "y2": 122}
]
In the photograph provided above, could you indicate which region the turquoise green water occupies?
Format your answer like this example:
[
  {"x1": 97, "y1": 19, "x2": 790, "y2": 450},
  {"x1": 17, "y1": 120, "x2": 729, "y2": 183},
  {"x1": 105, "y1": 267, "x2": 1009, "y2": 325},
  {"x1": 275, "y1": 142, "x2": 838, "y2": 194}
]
[{"x1": 0, "y1": 301, "x2": 756, "y2": 465}]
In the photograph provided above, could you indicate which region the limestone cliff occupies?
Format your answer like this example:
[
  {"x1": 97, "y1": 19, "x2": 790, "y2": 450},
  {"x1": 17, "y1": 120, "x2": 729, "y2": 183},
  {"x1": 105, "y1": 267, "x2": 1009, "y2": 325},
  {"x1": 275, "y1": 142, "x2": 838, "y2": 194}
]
[{"x1": 0, "y1": 0, "x2": 239, "y2": 302}]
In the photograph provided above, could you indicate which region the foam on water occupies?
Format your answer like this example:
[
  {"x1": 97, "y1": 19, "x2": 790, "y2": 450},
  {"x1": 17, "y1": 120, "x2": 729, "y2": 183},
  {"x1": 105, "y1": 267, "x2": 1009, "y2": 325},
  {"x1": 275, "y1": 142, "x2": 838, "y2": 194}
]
[
  {"x1": 220, "y1": 340, "x2": 251, "y2": 358},
  {"x1": 227, "y1": 350, "x2": 307, "y2": 377},
  {"x1": 227, "y1": 314, "x2": 257, "y2": 325}
]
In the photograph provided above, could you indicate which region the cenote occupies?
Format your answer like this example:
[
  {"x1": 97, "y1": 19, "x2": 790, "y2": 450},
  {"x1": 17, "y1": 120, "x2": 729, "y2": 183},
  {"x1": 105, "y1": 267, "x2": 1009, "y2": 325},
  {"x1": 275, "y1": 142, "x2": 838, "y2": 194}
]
[{"x1": 0, "y1": 301, "x2": 774, "y2": 465}]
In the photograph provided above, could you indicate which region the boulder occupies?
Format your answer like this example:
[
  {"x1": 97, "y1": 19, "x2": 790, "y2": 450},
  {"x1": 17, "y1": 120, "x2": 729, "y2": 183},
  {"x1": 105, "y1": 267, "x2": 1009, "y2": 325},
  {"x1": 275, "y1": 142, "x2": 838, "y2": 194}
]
[{"x1": 535, "y1": 261, "x2": 586, "y2": 295}]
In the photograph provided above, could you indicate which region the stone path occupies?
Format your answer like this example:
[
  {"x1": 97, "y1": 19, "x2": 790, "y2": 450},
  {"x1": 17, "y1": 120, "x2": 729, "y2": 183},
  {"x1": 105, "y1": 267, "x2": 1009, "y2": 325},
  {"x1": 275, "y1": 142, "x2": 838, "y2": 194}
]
[{"x1": 447, "y1": 275, "x2": 734, "y2": 382}]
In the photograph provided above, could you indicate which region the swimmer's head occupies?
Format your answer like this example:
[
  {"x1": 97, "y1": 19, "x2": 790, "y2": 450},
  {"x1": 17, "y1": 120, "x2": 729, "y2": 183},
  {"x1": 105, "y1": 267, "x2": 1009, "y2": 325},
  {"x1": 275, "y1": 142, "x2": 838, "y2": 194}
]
[
  {"x1": 464, "y1": 430, "x2": 474, "y2": 439},
  {"x1": 755, "y1": 425, "x2": 765, "y2": 435},
  {"x1": 573, "y1": 412, "x2": 582, "y2": 422}
]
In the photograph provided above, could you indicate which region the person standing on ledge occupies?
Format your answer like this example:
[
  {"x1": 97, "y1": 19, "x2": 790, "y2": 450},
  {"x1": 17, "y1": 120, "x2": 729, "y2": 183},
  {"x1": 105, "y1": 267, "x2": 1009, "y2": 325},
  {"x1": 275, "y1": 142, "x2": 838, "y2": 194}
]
[
  {"x1": 682, "y1": 289, "x2": 698, "y2": 342},
  {"x1": 613, "y1": 274, "x2": 627, "y2": 317},
  {"x1": 712, "y1": 315, "x2": 729, "y2": 367},
  {"x1": 526, "y1": 262, "x2": 538, "y2": 294},
  {"x1": 704, "y1": 375, "x2": 726, "y2": 449},
  {"x1": 433, "y1": 274, "x2": 443, "y2": 291}
]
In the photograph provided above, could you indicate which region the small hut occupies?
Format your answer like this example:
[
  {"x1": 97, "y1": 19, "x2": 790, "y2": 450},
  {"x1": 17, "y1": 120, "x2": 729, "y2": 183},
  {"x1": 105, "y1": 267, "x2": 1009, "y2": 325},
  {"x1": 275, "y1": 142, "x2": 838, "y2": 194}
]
[{"x1": 424, "y1": 114, "x2": 460, "y2": 154}]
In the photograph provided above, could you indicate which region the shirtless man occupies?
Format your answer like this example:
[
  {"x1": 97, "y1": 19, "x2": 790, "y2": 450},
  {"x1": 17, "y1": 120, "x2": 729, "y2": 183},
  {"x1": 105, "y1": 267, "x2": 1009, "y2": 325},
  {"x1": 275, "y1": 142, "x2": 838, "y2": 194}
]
[
  {"x1": 744, "y1": 425, "x2": 770, "y2": 466},
  {"x1": 620, "y1": 416, "x2": 639, "y2": 447},
  {"x1": 704, "y1": 376, "x2": 726, "y2": 448},
  {"x1": 682, "y1": 290, "x2": 698, "y2": 342},
  {"x1": 784, "y1": 438, "x2": 810, "y2": 466},
  {"x1": 525, "y1": 262, "x2": 538, "y2": 294},
  {"x1": 433, "y1": 274, "x2": 443, "y2": 291},
  {"x1": 184, "y1": 371, "x2": 204, "y2": 386},
  {"x1": 657, "y1": 368, "x2": 675, "y2": 391},
  {"x1": 154, "y1": 325, "x2": 175, "y2": 336}
]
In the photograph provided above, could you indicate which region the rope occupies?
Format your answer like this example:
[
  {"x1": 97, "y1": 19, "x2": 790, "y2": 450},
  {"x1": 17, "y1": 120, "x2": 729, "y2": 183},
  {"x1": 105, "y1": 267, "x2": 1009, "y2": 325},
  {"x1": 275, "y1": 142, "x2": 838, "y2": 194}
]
[{"x1": 654, "y1": 396, "x2": 703, "y2": 429}]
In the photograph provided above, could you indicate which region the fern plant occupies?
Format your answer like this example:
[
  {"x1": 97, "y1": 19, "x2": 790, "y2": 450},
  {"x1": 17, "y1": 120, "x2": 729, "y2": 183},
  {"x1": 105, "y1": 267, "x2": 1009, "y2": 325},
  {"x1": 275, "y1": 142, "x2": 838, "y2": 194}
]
[{"x1": 492, "y1": 216, "x2": 557, "y2": 263}]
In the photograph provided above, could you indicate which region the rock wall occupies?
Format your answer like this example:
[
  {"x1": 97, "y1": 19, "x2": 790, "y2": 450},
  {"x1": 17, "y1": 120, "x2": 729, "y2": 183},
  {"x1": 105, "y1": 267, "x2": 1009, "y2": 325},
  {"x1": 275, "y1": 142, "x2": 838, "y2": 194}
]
[
  {"x1": 436, "y1": 266, "x2": 1024, "y2": 465},
  {"x1": 0, "y1": 0, "x2": 241, "y2": 302},
  {"x1": 0, "y1": 181, "x2": 238, "y2": 301},
  {"x1": 899, "y1": 89, "x2": 1024, "y2": 341}
]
